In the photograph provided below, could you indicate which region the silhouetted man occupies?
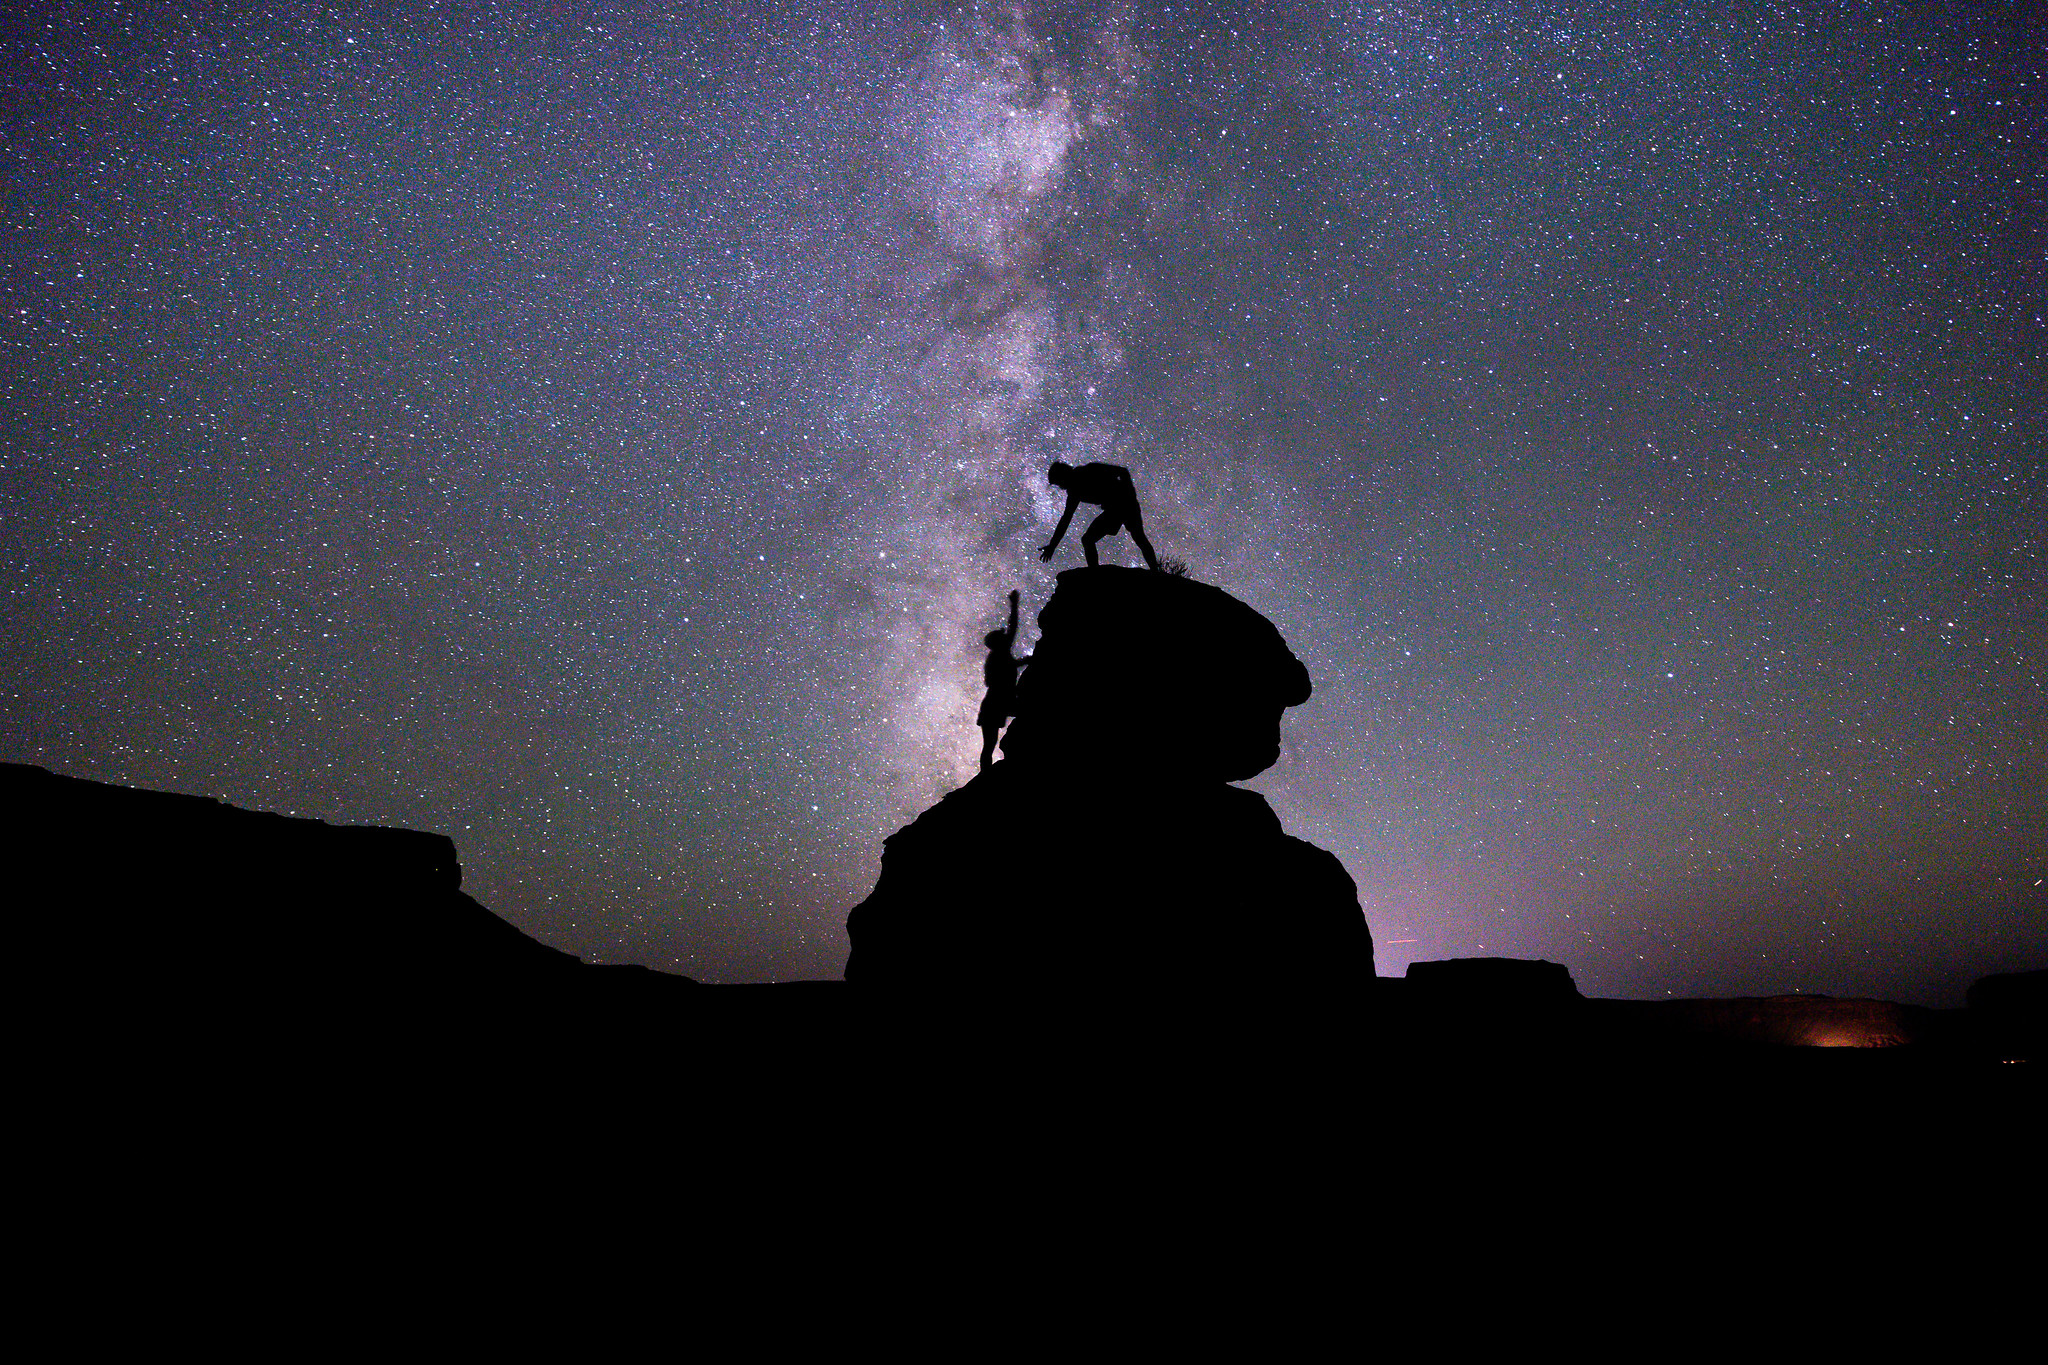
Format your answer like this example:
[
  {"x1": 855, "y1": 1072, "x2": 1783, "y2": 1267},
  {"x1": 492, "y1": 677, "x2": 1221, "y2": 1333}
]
[
  {"x1": 977, "y1": 590, "x2": 1031, "y2": 770},
  {"x1": 1039, "y1": 461, "x2": 1160, "y2": 570}
]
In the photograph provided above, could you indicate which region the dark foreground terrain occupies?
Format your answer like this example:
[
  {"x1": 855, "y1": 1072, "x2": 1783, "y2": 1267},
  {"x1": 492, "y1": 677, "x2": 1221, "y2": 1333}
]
[{"x1": 10, "y1": 753, "x2": 2042, "y2": 1321}]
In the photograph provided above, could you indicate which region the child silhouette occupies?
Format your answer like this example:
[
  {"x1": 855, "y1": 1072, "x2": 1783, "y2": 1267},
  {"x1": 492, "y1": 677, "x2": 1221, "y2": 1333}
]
[{"x1": 977, "y1": 589, "x2": 1031, "y2": 769}]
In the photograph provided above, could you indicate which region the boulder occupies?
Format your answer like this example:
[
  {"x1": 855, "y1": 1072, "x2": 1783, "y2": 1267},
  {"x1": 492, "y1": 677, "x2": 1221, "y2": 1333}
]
[{"x1": 998, "y1": 566, "x2": 1312, "y2": 782}]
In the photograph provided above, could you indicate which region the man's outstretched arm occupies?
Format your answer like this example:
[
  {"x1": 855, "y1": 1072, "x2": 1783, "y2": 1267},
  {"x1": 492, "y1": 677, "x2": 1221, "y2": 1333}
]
[{"x1": 1039, "y1": 497, "x2": 1076, "y2": 561}]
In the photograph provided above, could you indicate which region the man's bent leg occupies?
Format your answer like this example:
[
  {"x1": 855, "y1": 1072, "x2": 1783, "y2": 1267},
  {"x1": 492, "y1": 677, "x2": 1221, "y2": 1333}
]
[
  {"x1": 1081, "y1": 511, "x2": 1121, "y2": 568},
  {"x1": 1127, "y1": 514, "x2": 1161, "y2": 571}
]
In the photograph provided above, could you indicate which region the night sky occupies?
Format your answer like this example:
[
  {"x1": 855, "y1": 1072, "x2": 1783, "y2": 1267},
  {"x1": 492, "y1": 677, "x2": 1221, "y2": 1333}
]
[{"x1": 6, "y1": 2, "x2": 2040, "y2": 1004}]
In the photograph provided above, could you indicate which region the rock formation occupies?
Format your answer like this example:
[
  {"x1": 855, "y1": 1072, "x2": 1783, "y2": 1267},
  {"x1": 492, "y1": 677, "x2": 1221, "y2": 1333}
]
[
  {"x1": 997, "y1": 566, "x2": 1312, "y2": 782},
  {"x1": 1404, "y1": 956, "x2": 1583, "y2": 1006},
  {"x1": 1965, "y1": 969, "x2": 2045, "y2": 1060},
  {"x1": 845, "y1": 567, "x2": 1374, "y2": 998}
]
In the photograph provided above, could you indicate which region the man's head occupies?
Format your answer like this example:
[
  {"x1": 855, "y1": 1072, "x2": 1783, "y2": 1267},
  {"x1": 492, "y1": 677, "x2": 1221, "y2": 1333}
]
[
  {"x1": 984, "y1": 629, "x2": 1009, "y2": 650},
  {"x1": 1048, "y1": 461, "x2": 1072, "y2": 488}
]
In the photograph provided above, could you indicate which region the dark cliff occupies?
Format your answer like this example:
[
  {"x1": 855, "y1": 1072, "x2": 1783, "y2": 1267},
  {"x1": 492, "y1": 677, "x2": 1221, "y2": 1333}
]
[{"x1": 2, "y1": 761, "x2": 713, "y2": 1072}]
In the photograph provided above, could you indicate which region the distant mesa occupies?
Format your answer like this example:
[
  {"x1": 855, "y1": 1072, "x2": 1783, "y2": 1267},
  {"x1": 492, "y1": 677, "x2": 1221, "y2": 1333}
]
[
  {"x1": 2, "y1": 760, "x2": 584, "y2": 992},
  {"x1": 1404, "y1": 957, "x2": 1582, "y2": 1008},
  {"x1": 1630, "y1": 992, "x2": 1939, "y2": 1050},
  {"x1": 1377, "y1": 958, "x2": 2019, "y2": 1056},
  {"x1": 846, "y1": 565, "x2": 1372, "y2": 995},
  {"x1": 0, "y1": 760, "x2": 709, "y2": 1070}
]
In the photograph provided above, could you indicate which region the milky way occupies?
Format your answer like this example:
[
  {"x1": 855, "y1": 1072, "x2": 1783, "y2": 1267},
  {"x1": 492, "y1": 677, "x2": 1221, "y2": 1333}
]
[{"x1": 4, "y1": 2, "x2": 2040, "y2": 1001}]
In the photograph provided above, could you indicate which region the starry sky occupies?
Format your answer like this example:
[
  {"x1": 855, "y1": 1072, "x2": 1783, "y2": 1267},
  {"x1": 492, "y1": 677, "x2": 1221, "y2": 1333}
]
[{"x1": 5, "y1": 1, "x2": 2040, "y2": 1004}]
